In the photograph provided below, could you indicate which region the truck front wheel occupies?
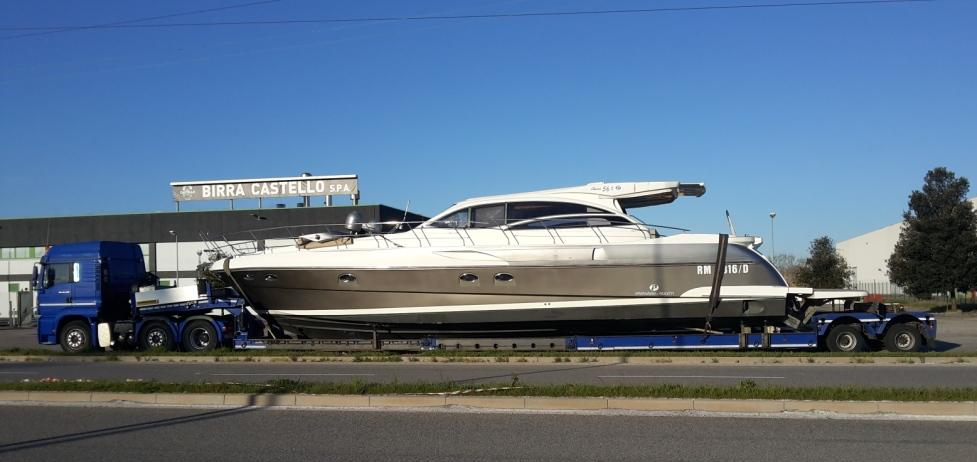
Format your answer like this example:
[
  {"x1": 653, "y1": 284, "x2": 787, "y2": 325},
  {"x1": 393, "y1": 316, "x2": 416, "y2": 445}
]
[
  {"x1": 182, "y1": 320, "x2": 219, "y2": 352},
  {"x1": 139, "y1": 322, "x2": 175, "y2": 351},
  {"x1": 883, "y1": 323, "x2": 924, "y2": 352},
  {"x1": 826, "y1": 325, "x2": 866, "y2": 352},
  {"x1": 60, "y1": 321, "x2": 91, "y2": 354}
]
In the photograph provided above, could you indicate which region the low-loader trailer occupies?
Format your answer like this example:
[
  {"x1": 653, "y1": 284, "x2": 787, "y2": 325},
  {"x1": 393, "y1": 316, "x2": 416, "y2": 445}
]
[{"x1": 34, "y1": 241, "x2": 937, "y2": 354}]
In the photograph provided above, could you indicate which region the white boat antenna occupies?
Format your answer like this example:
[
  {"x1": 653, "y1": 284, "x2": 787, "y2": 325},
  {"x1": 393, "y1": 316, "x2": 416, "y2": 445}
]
[
  {"x1": 725, "y1": 210, "x2": 737, "y2": 237},
  {"x1": 402, "y1": 200, "x2": 411, "y2": 225}
]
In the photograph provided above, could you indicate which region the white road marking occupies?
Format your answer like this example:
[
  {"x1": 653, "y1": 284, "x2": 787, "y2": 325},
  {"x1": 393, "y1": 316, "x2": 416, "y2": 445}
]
[
  {"x1": 210, "y1": 373, "x2": 376, "y2": 377},
  {"x1": 0, "y1": 371, "x2": 37, "y2": 375},
  {"x1": 598, "y1": 375, "x2": 785, "y2": 380}
]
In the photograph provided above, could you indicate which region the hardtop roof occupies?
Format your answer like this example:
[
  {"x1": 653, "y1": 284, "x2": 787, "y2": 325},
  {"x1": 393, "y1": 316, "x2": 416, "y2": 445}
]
[{"x1": 451, "y1": 181, "x2": 706, "y2": 211}]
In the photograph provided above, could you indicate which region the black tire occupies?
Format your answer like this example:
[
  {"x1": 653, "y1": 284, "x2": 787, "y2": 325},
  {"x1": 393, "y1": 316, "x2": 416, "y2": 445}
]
[
  {"x1": 883, "y1": 322, "x2": 924, "y2": 352},
  {"x1": 826, "y1": 324, "x2": 866, "y2": 352},
  {"x1": 139, "y1": 322, "x2": 175, "y2": 351},
  {"x1": 182, "y1": 320, "x2": 219, "y2": 352},
  {"x1": 60, "y1": 321, "x2": 91, "y2": 354}
]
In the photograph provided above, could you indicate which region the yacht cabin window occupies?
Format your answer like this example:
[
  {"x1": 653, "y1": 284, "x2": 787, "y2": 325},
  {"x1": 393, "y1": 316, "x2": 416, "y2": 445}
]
[
  {"x1": 438, "y1": 209, "x2": 469, "y2": 228},
  {"x1": 471, "y1": 204, "x2": 505, "y2": 228},
  {"x1": 429, "y1": 201, "x2": 619, "y2": 229}
]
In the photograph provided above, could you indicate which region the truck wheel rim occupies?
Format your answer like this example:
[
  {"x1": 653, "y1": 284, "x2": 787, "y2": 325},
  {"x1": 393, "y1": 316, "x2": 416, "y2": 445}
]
[
  {"x1": 66, "y1": 330, "x2": 84, "y2": 349},
  {"x1": 189, "y1": 328, "x2": 211, "y2": 349},
  {"x1": 838, "y1": 333, "x2": 856, "y2": 351},
  {"x1": 896, "y1": 332, "x2": 915, "y2": 350},
  {"x1": 147, "y1": 330, "x2": 166, "y2": 348}
]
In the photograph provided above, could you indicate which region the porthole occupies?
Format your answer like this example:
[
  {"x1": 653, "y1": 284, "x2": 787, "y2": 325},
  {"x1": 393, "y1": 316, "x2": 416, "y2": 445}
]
[{"x1": 494, "y1": 272, "x2": 515, "y2": 282}]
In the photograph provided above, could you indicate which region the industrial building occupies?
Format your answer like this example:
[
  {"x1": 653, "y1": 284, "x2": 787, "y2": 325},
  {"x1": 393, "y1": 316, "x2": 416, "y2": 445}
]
[
  {"x1": 0, "y1": 174, "x2": 421, "y2": 325},
  {"x1": 837, "y1": 197, "x2": 977, "y2": 294}
]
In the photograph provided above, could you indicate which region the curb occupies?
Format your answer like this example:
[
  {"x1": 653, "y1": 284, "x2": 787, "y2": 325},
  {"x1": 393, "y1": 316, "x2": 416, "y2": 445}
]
[
  {"x1": 1, "y1": 392, "x2": 975, "y2": 416},
  {"x1": 0, "y1": 355, "x2": 974, "y2": 366}
]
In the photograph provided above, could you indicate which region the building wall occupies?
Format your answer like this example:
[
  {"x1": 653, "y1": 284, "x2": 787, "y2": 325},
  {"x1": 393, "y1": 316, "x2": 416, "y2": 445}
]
[
  {"x1": 837, "y1": 197, "x2": 977, "y2": 292},
  {"x1": 837, "y1": 222, "x2": 902, "y2": 285}
]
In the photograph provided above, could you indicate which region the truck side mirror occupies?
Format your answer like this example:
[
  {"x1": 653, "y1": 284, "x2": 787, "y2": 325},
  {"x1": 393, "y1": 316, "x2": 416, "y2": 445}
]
[{"x1": 30, "y1": 264, "x2": 39, "y2": 290}]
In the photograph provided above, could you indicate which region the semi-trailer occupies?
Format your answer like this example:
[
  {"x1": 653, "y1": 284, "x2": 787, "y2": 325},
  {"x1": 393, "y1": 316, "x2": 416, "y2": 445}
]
[{"x1": 33, "y1": 241, "x2": 937, "y2": 354}]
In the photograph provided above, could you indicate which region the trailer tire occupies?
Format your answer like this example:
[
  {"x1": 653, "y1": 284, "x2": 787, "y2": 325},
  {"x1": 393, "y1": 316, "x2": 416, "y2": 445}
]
[
  {"x1": 139, "y1": 322, "x2": 175, "y2": 351},
  {"x1": 883, "y1": 322, "x2": 924, "y2": 352},
  {"x1": 182, "y1": 320, "x2": 219, "y2": 352},
  {"x1": 826, "y1": 324, "x2": 866, "y2": 352},
  {"x1": 60, "y1": 321, "x2": 91, "y2": 354}
]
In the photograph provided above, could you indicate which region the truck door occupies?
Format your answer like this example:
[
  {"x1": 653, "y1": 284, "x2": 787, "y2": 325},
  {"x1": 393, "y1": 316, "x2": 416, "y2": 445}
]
[
  {"x1": 36, "y1": 262, "x2": 81, "y2": 312},
  {"x1": 35, "y1": 261, "x2": 81, "y2": 344}
]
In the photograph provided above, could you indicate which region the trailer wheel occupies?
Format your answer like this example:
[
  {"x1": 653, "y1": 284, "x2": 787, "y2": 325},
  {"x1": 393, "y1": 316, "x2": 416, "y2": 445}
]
[
  {"x1": 826, "y1": 325, "x2": 866, "y2": 352},
  {"x1": 139, "y1": 322, "x2": 175, "y2": 351},
  {"x1": 60, "y1": 321, "x2": 91, "y2": 354},
  {"x1": 182, "y1": 320, "x2": 219, "y2": 352},
  {"x1": 883, "y1": 323, "x2": 924, "y2": 352}
]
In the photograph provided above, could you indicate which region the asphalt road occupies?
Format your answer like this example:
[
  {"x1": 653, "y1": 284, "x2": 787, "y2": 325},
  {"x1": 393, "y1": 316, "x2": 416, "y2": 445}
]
[
  {"x1": 1, "y1": 405, "x2": 975, "y2": 462},
  {"x1": 3, "y1": 360, "x2": 977, "y2": 387}
]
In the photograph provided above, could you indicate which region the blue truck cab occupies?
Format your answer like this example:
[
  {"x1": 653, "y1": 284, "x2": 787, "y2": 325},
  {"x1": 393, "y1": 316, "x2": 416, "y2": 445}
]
[{"x1": 33, "y1": 241, "x2": 246, "y2": 353}]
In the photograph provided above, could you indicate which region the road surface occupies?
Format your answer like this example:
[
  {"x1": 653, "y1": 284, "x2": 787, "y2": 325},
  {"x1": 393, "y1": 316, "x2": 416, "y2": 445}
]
[{"x1": 1, "y1": 404, "x2": 975, "y2": 462}]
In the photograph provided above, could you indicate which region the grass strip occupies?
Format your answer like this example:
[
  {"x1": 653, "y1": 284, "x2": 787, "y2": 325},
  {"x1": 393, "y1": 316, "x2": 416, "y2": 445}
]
[{"x1": 2, "y1": 379, "x2": 976, "y2": 402}]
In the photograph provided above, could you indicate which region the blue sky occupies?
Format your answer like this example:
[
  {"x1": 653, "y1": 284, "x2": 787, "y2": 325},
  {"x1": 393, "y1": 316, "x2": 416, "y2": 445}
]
[{"x1": 1, "y1": 0, "x2": 975, "y2": 256}]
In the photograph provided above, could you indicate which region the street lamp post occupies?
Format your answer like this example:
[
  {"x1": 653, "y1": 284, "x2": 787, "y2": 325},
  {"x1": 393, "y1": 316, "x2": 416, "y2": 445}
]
[
  {"x1": 0, "y1": 226, "x2": 10, "y2": 327},
  {"x1": 769, "y1": 211, "x2": 777, "y2": 260},
  {"x1": 169, "y1": 230, "x2": 179, "y2": 286}
]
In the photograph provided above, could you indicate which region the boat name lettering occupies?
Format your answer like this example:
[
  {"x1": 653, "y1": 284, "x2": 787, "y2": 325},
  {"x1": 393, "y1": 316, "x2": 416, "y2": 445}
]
[{"x1": 696, "y1": 264, "x2": 749, "y2": 275}]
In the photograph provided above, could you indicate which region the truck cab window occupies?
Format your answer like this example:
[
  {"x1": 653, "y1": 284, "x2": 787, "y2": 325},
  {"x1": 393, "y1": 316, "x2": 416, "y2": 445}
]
[{"x1": 45, "y1": 262, "x2": 75, "y2": 288}]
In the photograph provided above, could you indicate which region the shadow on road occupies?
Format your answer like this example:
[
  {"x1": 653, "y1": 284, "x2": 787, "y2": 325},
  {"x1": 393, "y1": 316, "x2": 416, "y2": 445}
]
[
  {"x1": 933, "y1": 340, "x2": 963, "y2": 352},
  {"x1": 0, "y1": 395, "x2": 265, "y2": 454}
]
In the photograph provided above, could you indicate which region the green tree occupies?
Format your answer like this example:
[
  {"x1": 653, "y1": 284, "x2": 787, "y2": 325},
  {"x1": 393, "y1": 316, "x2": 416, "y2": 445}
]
[
  {"x1": 888, "y1": 167, "x2": 977, "y2": 310},
  {"x1": 796, "y1": 236, "x2": 853, "y2": 288}
]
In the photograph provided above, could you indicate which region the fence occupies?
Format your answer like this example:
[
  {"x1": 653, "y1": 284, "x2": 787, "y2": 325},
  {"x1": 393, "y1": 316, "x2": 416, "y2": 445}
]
[
  {"x1": 852, "y1": 281, "x2": 906, "y2": 296},
  {"x1": 852, "y1": 280, "x2": 977, "y2": 306}
]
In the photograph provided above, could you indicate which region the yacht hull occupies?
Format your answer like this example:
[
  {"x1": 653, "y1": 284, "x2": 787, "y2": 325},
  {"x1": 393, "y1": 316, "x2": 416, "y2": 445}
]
[{"x1": 227, "y1": 260, "x2": 790, "y2": 338}]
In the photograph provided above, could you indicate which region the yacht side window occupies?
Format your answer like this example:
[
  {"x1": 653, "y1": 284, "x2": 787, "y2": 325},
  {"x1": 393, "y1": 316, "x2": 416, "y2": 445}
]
[
  {"x1": 471, "y1": 204, "x2": 506, "y2": 228},
  {"x1": 432, "y1": 209, "x2": 469, "y2": 228},
  {"x1": 506, "y1": 202, "x2": 602, "y2": 221}
]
